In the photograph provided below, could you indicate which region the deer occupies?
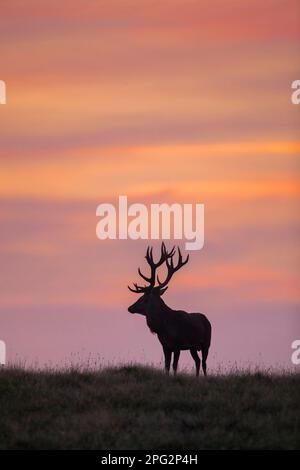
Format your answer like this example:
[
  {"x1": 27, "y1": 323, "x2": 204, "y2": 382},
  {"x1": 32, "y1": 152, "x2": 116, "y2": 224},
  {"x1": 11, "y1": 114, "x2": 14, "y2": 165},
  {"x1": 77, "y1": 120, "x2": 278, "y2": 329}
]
[{"x1": 128, "y1": 242, "x2": 211, "y2": 376}]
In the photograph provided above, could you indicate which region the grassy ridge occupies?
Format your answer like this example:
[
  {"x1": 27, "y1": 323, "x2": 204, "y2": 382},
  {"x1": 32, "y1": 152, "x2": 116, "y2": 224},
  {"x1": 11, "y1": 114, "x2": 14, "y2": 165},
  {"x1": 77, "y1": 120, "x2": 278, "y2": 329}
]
[{"x1": 0, "y1": 365, "x2": 299, "y2": 450}]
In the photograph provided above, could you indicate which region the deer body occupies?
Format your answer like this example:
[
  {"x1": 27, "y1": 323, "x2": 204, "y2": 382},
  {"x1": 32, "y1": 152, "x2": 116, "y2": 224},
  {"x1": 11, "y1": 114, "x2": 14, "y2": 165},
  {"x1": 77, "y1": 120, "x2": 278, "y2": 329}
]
[{"x1": 128, "y1": 243, "x2": 211, "y2": 376}]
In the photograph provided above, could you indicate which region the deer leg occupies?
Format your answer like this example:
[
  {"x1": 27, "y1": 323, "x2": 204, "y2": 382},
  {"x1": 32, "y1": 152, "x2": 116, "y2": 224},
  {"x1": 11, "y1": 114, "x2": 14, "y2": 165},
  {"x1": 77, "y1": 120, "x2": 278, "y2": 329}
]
[
  {"x1": 172, "y1": 349, "x2": 180, "y2": 375},
  {"x1": 201, "y1": 347, "x2": 209, "y2": 376},
  {"x1": 190, "y1": 348, "x2": 201, "y2": 377},
  {"x1": 163, "y1": 346, "x2": 172, "y2": 375}
]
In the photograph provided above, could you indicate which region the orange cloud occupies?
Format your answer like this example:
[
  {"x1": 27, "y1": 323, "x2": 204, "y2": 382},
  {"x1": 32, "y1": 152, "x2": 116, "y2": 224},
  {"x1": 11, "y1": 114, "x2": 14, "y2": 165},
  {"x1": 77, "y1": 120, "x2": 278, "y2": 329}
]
[{"x1": 0, "y1": 141, "x2": 299, "y2": 200}]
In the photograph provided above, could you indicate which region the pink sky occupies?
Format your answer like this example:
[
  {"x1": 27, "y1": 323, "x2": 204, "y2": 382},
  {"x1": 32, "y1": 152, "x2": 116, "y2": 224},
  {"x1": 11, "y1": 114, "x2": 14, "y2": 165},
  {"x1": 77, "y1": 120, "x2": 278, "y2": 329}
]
[{"x1": 0, "y1": 0, "x2": 300, "y2": 372}]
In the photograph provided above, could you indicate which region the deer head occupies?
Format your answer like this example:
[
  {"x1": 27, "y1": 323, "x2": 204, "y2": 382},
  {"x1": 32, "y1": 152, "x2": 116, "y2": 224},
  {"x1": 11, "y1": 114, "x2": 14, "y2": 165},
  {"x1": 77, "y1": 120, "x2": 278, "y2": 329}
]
[{"x1": 128, "y1": 242, "x2": 189, "y2": 315}]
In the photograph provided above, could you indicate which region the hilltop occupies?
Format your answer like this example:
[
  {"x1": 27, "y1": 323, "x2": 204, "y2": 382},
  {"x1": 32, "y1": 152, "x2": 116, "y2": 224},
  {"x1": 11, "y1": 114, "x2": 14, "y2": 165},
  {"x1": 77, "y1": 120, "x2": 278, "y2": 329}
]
[{"x1": 0, "y1": 365, "x2": 299, "y2": 449}]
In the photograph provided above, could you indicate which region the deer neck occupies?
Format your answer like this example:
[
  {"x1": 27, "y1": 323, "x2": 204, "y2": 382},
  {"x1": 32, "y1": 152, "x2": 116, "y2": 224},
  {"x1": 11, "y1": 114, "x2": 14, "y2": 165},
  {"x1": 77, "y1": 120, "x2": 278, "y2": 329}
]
[{"x1": 146, "y1": 297, "x2": 171, "y2": 334}]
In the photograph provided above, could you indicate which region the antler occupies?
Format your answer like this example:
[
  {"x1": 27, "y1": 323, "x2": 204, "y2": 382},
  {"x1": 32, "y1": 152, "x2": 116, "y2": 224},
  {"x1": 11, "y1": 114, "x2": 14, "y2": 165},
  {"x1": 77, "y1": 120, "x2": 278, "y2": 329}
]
[
  {"x1": 128, "y1": 242, "x2": 175, "y2": 293},
  {"x1": 157, "y1": 246, "x2": 189, "y2": 289}
]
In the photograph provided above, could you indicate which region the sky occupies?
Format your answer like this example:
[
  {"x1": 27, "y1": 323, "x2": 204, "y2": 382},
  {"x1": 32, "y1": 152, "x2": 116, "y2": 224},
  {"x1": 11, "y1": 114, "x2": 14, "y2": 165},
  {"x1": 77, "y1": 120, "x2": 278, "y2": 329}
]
[{"x1": 0, "y1": 0, "x2": 300, "y2": 372}]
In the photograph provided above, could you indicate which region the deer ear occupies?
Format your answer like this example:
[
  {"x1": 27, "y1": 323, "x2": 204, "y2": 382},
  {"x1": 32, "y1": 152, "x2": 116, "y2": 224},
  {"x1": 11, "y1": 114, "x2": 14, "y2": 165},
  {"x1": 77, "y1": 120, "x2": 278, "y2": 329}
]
[{"x1": 159, "y1": 286, "x2": 168, "y2": 296}]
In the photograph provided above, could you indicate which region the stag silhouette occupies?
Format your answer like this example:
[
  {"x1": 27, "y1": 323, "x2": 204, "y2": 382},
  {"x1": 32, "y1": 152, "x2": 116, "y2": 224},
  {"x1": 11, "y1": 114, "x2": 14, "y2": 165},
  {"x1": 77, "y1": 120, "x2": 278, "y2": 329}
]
[{"x1": 128, "y1": 242, "x2": 211, "y2": 376}]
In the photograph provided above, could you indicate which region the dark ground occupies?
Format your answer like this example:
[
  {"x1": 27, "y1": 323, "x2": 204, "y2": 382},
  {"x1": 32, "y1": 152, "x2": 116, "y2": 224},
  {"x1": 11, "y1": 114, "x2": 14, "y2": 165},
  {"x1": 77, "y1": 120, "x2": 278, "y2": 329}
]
[{"x1": 0, "y1": 365, "x2": 299, "y2": 450}]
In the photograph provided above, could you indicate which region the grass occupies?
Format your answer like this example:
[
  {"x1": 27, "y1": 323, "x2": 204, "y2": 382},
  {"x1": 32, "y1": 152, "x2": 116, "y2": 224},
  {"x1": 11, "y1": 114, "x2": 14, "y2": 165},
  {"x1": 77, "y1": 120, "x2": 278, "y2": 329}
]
[{"x1": 0, "y1": 365, "x2": 299, "y2": 450}]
